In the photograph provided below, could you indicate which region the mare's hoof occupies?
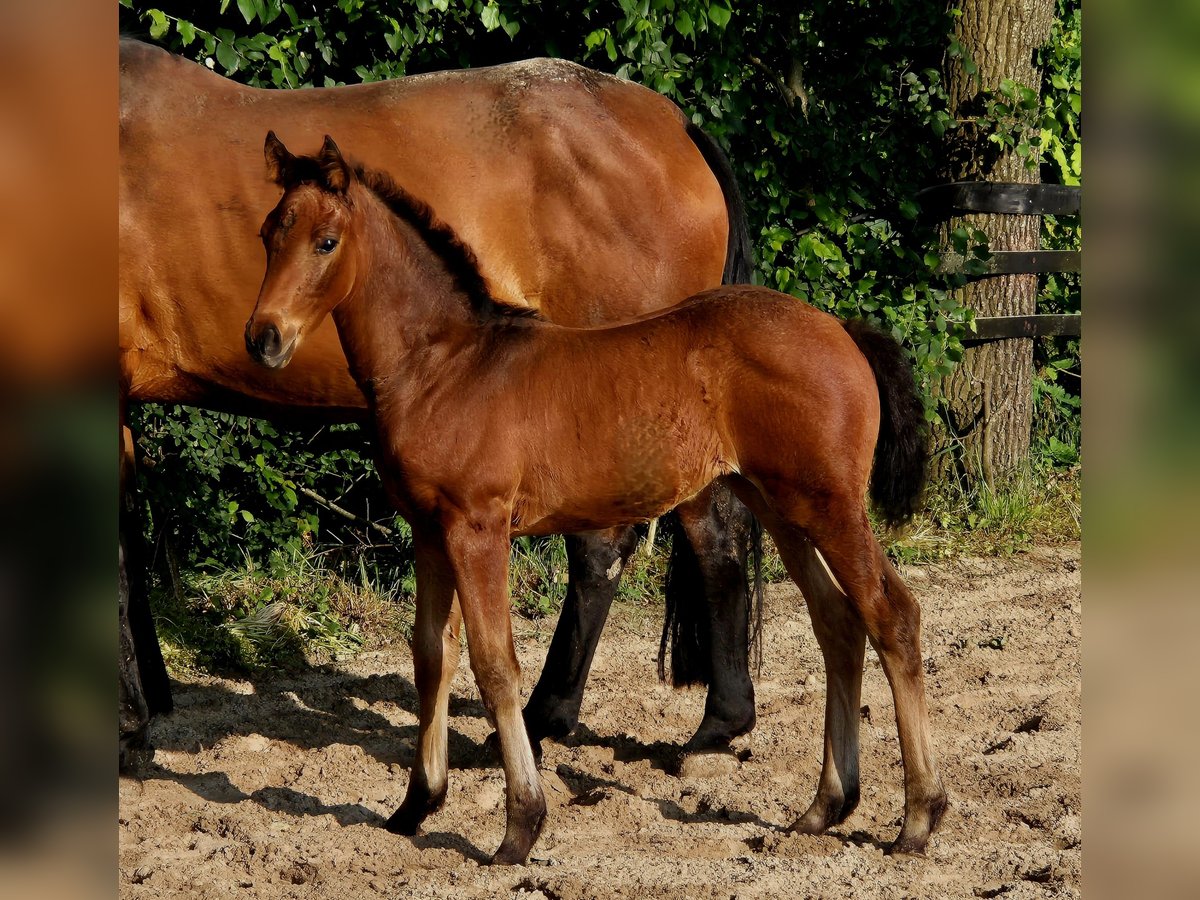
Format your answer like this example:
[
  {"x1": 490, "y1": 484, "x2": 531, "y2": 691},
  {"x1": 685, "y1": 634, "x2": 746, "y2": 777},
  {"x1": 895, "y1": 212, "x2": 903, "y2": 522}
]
[
  {"x1": 119, "y1": 729, "x2": 154, "y2": 774},
  {"x1": 676, "y1": 748, "x2": 740, "y2": 779},
  {"x1": 384, "y1": 792, "x2": 444, "y2": 836}
]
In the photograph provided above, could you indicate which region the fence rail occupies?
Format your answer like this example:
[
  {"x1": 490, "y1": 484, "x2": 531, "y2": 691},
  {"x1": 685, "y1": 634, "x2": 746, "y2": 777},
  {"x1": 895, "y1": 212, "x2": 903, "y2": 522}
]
[{"x1": 920, "y1": 181, "x2": 1081, "y2": 345}]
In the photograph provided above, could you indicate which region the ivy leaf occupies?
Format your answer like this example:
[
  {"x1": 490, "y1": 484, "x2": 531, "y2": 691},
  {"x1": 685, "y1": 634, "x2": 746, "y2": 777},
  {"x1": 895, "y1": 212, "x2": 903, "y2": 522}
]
[
  {"x1": 147, "y1": 9, "x2": 169, "y2": 40},
  {"x1": 216, "y1": 39, "x2": 239, "y2": 73},
  {"x1": 480, "y1": 3, "x2": 500, "y2": 32},
  {"x1": 708, "y1": 4, "x2": 732, "y2": 29}
]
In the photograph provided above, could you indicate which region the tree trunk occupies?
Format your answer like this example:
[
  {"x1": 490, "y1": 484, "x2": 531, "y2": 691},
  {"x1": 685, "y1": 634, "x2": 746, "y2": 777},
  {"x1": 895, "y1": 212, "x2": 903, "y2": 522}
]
[{"x1": 937, "y1": 0, "x2": 1054, "y2": 485}]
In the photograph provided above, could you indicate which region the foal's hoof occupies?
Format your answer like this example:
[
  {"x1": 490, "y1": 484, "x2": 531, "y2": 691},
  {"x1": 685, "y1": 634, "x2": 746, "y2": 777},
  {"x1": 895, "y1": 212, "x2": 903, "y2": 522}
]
[
  {"x1": 885, "y1": 792, "x2": 949, "y2": 856},
  {"x1": 488, "y1": 803, "x2": 547, "y2": 866},
  {"x1": 788, "y1": 789, "x2": 861, "y2": 835},
  {"x1": 489, "y1": 843, "x2": 530, "y2": 867}
]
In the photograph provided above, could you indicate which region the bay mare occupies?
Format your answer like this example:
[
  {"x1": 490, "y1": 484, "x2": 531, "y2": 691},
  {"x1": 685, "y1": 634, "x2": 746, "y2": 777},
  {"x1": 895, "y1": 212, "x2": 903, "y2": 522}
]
[
  {"x1": 245, "y1": 137, "x2": 947, "y2": 864},
  {"x1": 119, "y1": 38, "x2": 763, "y2": 768}
]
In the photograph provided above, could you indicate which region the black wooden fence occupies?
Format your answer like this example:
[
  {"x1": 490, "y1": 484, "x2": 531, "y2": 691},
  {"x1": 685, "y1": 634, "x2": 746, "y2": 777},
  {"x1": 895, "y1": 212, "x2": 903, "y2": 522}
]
[{"x1": 917, "y1": 181, "x2": 1081, "y2": 343}]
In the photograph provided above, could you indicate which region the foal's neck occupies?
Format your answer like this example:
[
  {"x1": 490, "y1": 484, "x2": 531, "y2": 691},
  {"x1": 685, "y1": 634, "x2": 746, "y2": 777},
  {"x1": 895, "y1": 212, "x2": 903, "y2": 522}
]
[{"x1": 331, "y1": 184, "x2": 537, "y2": 401}]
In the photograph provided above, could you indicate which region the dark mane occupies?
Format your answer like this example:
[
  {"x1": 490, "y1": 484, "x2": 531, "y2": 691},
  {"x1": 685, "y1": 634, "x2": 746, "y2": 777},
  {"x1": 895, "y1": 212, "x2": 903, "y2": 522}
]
[{"x1": 353, "y1": 165, "x2": 542, "y2": 322}]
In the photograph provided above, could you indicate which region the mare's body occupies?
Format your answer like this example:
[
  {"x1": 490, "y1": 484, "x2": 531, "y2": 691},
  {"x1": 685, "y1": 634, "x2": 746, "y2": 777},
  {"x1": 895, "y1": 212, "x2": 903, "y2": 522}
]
[
  {"x1": 246, "y1": 141, "x2": 947, "y2": 865},
  {"x1": 118, "y1": 38, "x2": 759, "y2": 766}
]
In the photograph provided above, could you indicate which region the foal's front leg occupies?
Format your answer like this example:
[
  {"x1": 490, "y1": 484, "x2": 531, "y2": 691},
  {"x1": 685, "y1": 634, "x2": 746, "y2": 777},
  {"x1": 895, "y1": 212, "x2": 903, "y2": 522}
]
[
  {"x1": 385, "y1": 536, "x2": 460, "y2": 835},
  {"x1": 444, "y1": 514, "x2": 546, "y2": 865}
]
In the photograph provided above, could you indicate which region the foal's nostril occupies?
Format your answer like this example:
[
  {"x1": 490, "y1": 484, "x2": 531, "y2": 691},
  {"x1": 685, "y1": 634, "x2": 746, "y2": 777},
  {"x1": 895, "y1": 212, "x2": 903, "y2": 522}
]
[{"x1": 246, "y1": 322, "x2": 285, "y2": 365}]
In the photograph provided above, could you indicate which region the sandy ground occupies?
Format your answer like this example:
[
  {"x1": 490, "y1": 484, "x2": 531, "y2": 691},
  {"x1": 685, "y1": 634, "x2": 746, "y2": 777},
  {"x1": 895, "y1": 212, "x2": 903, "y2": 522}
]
[{"x1": 119, "y1": 543, "x2": 1081, "y2": 899}]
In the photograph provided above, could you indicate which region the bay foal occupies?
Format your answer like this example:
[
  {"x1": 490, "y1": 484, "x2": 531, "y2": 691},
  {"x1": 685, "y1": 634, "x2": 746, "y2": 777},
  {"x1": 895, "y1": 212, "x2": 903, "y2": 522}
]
[{"x1": 246, "y1": 135, "x2": 947, "y2": 864}]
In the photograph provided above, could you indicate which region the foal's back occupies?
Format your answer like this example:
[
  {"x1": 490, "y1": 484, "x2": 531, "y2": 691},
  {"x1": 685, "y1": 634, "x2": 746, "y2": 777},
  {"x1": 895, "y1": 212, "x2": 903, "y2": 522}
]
[{"x1": 479, "y1": 286, "x2": 880, "y2": 533}]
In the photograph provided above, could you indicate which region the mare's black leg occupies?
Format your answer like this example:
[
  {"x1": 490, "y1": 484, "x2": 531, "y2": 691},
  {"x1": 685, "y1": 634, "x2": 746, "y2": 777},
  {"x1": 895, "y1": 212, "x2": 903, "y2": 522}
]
[
  {"x1": 521, "y1": 527, "x2": 640, "y2": 749},
  {"x1": 667, "y1": 482, "x2": 757, "y2": 757},
  {"x1": 119, "y1": 537, "x2": 152, "y2": 771},
  {"x1": 119, "y1": 429, "x2": 172, "y2": 772}
]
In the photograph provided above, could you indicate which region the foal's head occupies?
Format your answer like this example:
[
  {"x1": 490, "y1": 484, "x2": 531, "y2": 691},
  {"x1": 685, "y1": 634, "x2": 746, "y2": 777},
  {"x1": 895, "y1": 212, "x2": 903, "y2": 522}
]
[{"x1": 246, "y1": 132, "x2": 360, "y2": 369}]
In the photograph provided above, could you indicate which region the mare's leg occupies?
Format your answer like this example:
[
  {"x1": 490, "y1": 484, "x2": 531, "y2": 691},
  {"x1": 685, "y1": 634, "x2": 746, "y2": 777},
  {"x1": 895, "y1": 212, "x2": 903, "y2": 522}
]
[
  {"x1": 118, "y1": 537, "x2": 151, "y2": 771},
  {"x1": 119, "y1": 423, "x2": 172, "y2": 771},
  {"x1": 774, "y1": 536, "x2": 867, "y2": 833},
  {"x1": 444, "y1": 516, "x2": 545, "y2": 865},
  {"x1": 670, "y1": 483, "x2": 757, "y2": 756},
  {"x1": 522, "y1": 527, "x2": 639, "y2": 748},
  {"x1": 802, "y1": 503, "x2": 946, "y2": 854},
  {"x1": 385, "y1": 536, "x2": 461, "y2": 834}
]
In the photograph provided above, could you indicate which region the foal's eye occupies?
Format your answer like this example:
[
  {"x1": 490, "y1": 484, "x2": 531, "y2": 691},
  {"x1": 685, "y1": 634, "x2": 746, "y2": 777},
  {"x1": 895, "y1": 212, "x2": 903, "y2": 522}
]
[{"x1": 316, "y1": 237, "x2": 339, "y2": 254}]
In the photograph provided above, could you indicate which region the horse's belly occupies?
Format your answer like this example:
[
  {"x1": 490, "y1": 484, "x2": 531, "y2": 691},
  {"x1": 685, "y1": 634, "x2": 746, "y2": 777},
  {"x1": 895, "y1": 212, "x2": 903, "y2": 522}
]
[{"x1": 511, "y1": 430, "x2": 729, "y2": 536}]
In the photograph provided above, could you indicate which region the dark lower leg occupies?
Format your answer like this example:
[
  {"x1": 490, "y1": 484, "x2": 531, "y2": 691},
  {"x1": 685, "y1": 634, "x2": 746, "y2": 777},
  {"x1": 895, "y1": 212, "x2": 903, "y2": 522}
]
[
  {"x1": 676, "y1": 483, "x2": 757, "y2": 755},
  {"x1": 119, "y1": 540, "x2": 152, "y2": 772},
  {"x1": 123, "y1": 472, "x2": 172, "y2": 718},
  {"x1": 522, "y1": 528, "x2": 638, "y2": 745}
]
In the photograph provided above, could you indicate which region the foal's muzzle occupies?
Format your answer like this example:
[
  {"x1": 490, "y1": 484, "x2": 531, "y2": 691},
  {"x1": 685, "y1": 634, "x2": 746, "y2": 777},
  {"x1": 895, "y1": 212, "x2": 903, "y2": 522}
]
[{"x1": 245, "y1": 321, "x2": 297, "y2": 369}]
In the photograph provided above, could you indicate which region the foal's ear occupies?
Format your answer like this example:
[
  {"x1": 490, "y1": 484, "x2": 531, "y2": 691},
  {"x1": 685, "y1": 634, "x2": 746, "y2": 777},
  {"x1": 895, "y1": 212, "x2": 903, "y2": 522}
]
[
  {"x1": 318, "y1": 135, "x2": 351, "y2": 193},
  {"x1": 264, "y1": 130, "x2": 295, "y2": 185}
]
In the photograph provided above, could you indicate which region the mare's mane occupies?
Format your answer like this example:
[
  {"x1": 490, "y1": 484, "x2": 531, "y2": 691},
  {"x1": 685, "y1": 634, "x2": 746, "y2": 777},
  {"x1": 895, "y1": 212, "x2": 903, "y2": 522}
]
[{"x1": 353, "y1": 165, "x2": 542, "y2": 322}]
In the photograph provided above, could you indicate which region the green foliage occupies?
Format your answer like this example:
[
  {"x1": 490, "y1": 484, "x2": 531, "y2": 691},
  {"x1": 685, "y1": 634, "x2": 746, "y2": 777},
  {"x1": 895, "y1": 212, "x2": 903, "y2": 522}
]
[
  {"x1": 130, "y1": 403, "x2": 386, "y2": 570},
  {"x1": 883, "y1": 463, "x2": 1080, "y2": 565},
  {"x1": 1032, "y1": 0, "x2": 1082, "y2": 467},
  {"x1": 154, "y1": 547, "x2": 411, "y2": 674},
  {"x1": 121, "y1": 1, "x2": 1082, "y2": 640},
  {"x1": 508, "y1": 535, "x2": 569, "y2": 619}
]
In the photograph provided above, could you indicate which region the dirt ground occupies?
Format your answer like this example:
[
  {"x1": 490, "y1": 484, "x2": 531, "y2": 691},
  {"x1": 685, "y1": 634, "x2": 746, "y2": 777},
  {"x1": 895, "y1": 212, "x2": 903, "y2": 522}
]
[{"x1": 119, "y1": 542, "x2": 1081, "y2": 899}]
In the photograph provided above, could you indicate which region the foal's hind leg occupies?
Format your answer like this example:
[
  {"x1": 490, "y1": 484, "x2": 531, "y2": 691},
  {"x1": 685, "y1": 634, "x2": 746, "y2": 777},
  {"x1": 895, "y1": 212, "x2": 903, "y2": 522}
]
[
  {"x1": 386, "y1": 537, "x2": 461, "y2": 835},
  {"x1": 522, "y1": 527, "x2": 640, "y2": 750},
  {"x1": 775, "y1": 536, "x2": 867, "y2": 834},
  {"x1": 803, "y1": 507, "x2": 947, "y2": 854}
]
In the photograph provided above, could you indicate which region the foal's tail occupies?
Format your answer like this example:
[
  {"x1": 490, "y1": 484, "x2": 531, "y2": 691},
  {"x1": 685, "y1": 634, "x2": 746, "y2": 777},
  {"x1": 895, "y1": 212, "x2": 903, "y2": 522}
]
[{"x1": 843, "y1": 319, "x2": 929, "y2": 529}]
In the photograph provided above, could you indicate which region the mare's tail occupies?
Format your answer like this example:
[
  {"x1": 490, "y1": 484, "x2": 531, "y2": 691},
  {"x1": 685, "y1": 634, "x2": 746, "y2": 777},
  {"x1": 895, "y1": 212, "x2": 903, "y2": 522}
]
[
  {"x1": 684, "y1": 121, "x2": 753, "y2": 285},
  {"x1": 658, "y1": 123, "x2": 763, "y2": 688},
  {"x1": 842, "y1": 319, "x2": 930, "y2": 529}
]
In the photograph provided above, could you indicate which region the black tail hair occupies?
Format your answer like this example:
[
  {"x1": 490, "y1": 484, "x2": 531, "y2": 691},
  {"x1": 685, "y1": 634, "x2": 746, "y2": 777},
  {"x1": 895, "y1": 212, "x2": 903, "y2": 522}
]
[
  {"x1": 685, "y1": 121, "x2": 754, "y2": 285},
  {"x1": 658, "y1": 505, "x2": 763, "y2": 687},
  {"x1": 843, "y1": 319, "x2": 930, "y2": 529},
  {"x1": 657, "y1": 123, "x2": 761, "y2": 688},
  {"x1": 659, "y1": 513, "x2": 708, "y2": 685}
]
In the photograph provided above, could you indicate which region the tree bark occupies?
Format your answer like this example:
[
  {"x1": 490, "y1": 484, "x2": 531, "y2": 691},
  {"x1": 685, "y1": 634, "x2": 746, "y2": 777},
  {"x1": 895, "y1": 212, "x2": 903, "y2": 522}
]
[{"x1": 937, "y1": 0, "x2": 1054, "y2": 485}]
